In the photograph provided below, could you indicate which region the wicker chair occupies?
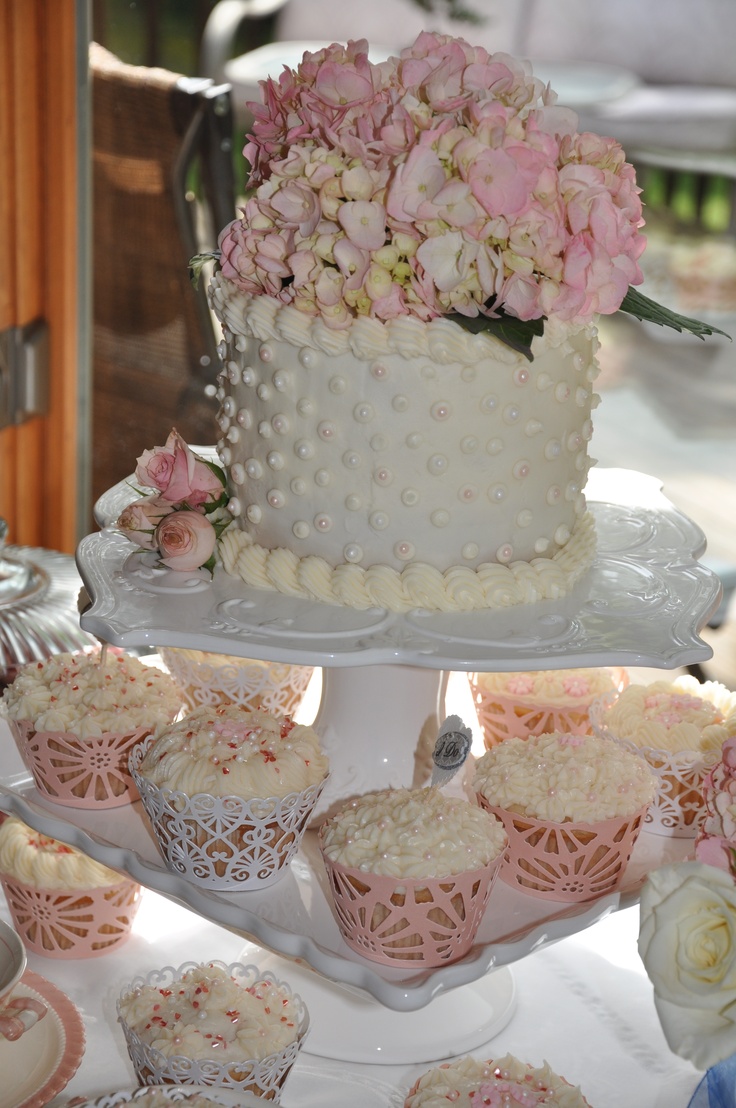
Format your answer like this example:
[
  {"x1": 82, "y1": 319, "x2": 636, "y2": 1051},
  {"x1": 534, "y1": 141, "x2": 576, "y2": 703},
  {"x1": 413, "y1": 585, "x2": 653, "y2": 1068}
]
[{"x1": 89, "y1": 43, "x2": 235, "y2": 509}]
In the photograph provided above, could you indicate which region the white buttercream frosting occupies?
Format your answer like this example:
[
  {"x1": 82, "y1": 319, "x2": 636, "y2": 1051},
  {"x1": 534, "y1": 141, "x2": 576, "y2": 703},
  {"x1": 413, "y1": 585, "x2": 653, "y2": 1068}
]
[
  {"x1": 475, "y1": 667, "x2": 620, "y2": 706},
  {"x1": 474, "y1": 731, "x2": 657, "y2": 823},
  {"x1": 319, "y1": 787, "x2": 507, "y2": 878},
  {"x1": 1, "y1": 650, "x2": 182, "y2": 738},
  {"x1": 118, "y1": 962, "x2": 300, "y2": 1061},
  {"x1": 211, "y1": 274, "x2": 599, "y2": 612},
  {"x1": 0, "y1": 816, "x2": 125, "y2": 889},
  {"x1": 137, "y1": 704, "x2": 328, "y2": 798},
  {"x1": 600, "y1": 675, "x2": 736, "y2": 754},
  {"x1": 404, "y1": 1053, "x2": 590, "y2": 1107}
]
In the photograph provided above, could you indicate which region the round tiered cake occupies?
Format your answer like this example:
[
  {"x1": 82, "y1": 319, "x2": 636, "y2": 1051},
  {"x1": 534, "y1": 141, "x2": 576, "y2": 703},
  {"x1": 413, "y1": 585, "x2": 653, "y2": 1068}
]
[{"x1": 213, "y1": 276, "x2": 599, "y2": 612}]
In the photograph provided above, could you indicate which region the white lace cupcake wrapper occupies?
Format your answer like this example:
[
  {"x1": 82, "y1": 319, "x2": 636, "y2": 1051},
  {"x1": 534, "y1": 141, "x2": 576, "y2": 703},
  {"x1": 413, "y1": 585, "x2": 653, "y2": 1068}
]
[
  {"x1": 117, "y1": 962, "x2": 308, "y2": 1103},
  {"x1": 590, "y1": 696, "x2": 716, "y2": 838},
  {"x1": 130, "y1": 737, "x2": 327, "y2": 889}
]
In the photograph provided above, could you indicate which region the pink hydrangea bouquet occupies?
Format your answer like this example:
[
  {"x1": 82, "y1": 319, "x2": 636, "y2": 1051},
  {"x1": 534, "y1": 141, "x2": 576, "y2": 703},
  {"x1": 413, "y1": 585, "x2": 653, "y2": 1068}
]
[
  {"x1": 116, "y1": 430, "x2": 228, "y2": 573},
  {"x1": 195, "y1": 31, "x2": 727, "y2": 358}
]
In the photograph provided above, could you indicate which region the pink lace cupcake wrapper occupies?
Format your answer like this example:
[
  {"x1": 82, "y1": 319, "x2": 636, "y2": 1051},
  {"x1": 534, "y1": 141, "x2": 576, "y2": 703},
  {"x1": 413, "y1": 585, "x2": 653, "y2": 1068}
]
[
  {"x1": 11, "y1": 719, "x2": 154, "y2": 808},
  {"x1": 0, "y1": 874, "x2": 142, "y2": 958},
  {"x1": 319, "y1": 843, "x2": 502, "y2": 968},
  {"x1": 468, "y1": 669, "x2": 628, "y2": 748},
  {"x1": 479, "y1": 800, "x2": 647, "y2": 901}
]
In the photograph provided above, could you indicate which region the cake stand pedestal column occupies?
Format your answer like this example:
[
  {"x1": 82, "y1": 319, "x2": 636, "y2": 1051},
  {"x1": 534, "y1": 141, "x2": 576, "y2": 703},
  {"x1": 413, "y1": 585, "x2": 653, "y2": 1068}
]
[{"x1": 311, "y1": 664, "x2": 449, "y2": 820}]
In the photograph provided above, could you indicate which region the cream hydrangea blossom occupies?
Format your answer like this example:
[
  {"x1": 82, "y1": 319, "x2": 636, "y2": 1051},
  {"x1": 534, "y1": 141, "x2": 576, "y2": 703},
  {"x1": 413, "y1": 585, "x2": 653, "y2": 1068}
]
[
  {"x1": 639, "y1": 861, "x2": 736, "y2": 1070},
  {"x1": 218, "y1": 32, "x2": 645, "y2": 331}
]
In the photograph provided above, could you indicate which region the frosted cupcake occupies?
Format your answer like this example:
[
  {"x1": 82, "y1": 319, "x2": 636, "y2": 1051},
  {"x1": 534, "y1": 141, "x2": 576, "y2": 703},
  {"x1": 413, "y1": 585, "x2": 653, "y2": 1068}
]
[
  {"x1": 1, "y1": 649, "x2": 182, "y2": 808},
  {"x1": 591, "y1": 675, "x2": 736, "y2": 836},
  {"x1": 404, "y1": 1054, "x2": 591, "y2": 1106},
  {"x1": 160, "y1": 647, "x2": 314, "y2": 716},
  {"x1": 319, "y1": 787, "x2": 506, "y2": 967},
  {"x1": 117, "y1": 961, "x2": 308, "y2": 1101},
  {"x1": 468, "y1": 667, "x2": 627, "y2": 748},
  {"x1": 0, "y1": 815, "x2": 141, "y2": 957},
  {"x1": 130, "y1": 705, "x2": 329, "y2": 889},
  {"x1": 473, "y1": 732, "x2": 657, "y2": 901}
]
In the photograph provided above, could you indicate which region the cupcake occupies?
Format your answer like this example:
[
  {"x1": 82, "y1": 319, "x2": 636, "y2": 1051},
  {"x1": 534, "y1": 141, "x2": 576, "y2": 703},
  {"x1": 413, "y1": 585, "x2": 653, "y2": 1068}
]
[
  {"x1": 404, "y1": 1054, "x2": 591, "y2": 1106},
  {"x1": 160, "y1": 648, "x2": 313, "y2": 716},
  {"x1": 0, "y1": 816, "x2": 141, "y2": 957},
  {"x1": 473, "y1": 731, "x2": 657, "y2": 901},
  {"x1": 1, "y1": 649, "x2": 183, "y2": 808},
  {"x1": 468, "y1": 667, "x2": 628, "y2": 748},
  {"x1": 129, "y1": 705, "x2": 329, "y2": 889},
  {"x1": 590, "y1": 675, "x2": 736, "y2": 837},
  {"x1": 116, "y1": 960, "x2": 308, "y2": 1101},
  {"x1": 318, "y1": 786, "x2": 506, "y2": 967}
]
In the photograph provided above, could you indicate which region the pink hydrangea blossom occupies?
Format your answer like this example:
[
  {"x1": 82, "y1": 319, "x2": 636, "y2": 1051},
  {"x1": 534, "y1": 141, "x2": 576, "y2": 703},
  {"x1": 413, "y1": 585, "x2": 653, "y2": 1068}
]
[{"x1": 225, "y1": 31, "x2": 645, "y2": 330}]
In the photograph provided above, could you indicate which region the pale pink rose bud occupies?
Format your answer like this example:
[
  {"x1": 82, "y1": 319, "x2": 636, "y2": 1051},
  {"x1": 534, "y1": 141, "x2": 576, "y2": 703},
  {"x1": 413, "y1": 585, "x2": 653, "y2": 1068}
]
[
  {"x1": 117, "y1": 496, "x2": 175, "y2": 550},
  {"x1": 155, "y1": 510, "x2": 216, "y2": 571}
]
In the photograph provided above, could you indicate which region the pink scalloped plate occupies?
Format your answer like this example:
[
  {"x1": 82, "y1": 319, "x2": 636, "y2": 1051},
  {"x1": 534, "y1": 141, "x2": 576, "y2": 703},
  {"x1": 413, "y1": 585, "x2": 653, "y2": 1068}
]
[{"x1": 0, "y1": 969, "x2": 85, "y2": 1107}]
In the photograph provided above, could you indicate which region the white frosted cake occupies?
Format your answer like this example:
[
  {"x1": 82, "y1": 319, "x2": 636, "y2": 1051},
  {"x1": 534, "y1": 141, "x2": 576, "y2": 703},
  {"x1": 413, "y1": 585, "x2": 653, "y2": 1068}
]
[{"x1": 212, "y1": 276, "x2": 599, "y2": 612}]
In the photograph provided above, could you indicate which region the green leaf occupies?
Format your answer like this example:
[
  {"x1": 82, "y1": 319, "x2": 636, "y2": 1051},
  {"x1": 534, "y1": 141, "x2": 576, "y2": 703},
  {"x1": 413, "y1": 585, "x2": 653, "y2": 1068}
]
[
  {"x1": 448, "y1": 311, "x2": 545, "y2": 361},
  {"x1": 620, "y1": 286, "x2": 732, "y2": 341},
  {"x1": 188, "y1": 251, "x2": 220, "y2": 290}
]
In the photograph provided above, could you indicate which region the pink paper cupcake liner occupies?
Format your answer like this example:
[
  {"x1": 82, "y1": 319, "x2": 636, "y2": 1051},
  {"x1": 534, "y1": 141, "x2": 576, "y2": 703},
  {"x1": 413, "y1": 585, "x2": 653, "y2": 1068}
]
[
  {"x1": 0, "y1": 874, "x2": 142, "y2": 957},
  {"x1": 130, "y1": 737, "x2": 327, "y2": 890},
  {"x1": 319, "y1": 844, "x2": 502, "y2": 968},
  {"x1": 117, "y1": 962, "x2": 309, "y2": 1102},
  {"x1": 468, "y1": 668, "x2": 629, "y2": 748},
  {"x1": 11, "y1": 719, "x2": 154, "y2": 808},
  {"x1": 479, "y1": 800, "x2": 647, "y2": 901},
  {"x1": 160, "y1": 649, "x2": 314, "y2": 716}
]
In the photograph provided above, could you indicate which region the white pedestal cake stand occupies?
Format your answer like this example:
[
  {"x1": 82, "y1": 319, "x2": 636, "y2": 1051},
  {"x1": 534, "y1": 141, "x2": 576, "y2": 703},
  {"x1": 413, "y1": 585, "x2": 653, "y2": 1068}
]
[{"x1": 68, "y1": 466, "x2": 721, "y2": 1062}]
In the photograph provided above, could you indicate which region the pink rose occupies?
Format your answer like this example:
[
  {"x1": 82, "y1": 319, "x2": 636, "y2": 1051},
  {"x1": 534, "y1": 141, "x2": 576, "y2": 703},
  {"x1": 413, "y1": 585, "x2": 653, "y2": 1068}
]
[
  {"x1": 135, "y1": 430, "x2": 224, "y2": 510},
  {"x1": 695, "y1": 834, "x2": 736, "y2": 876},
  {"x1": 155, "y1": 510, "x2": 216, "y2": 571},
  {"x1": 116, "y1": 496, "x2": 175, "y2": 550}
]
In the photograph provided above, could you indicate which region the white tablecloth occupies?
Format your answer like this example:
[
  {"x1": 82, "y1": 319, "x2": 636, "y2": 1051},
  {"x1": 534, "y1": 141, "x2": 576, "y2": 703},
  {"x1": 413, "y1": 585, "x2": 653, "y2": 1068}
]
[{"x1": 0, "y1": 887, "x2": 702, "y2": 1107}]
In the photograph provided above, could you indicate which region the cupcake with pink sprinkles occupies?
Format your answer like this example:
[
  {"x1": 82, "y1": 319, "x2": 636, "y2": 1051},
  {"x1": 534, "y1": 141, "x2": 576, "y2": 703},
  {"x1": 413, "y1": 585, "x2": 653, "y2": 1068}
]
[{"x1": 404, "y1": 1053, "x2": 591, "y2": 1106}]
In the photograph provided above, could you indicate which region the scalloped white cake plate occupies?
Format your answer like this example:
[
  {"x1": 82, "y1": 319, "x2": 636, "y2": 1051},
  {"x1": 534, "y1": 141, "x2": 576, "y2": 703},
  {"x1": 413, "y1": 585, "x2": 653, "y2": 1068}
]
[{"x1": 78, "y1": 466, "x2": 720, "y2": 671}]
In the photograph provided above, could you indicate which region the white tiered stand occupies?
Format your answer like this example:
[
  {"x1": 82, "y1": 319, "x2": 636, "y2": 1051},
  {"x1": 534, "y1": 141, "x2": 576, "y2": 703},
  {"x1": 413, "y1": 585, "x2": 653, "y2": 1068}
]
[{"x1": 0, "y1": 466, "x2": 721, "y2": 1065}]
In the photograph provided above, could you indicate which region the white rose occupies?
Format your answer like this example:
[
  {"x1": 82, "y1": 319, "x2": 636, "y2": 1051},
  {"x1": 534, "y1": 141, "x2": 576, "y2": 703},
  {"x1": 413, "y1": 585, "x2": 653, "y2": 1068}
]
[{"x1": 638, "y1": 860, "x2": 736, "y2": 1069}]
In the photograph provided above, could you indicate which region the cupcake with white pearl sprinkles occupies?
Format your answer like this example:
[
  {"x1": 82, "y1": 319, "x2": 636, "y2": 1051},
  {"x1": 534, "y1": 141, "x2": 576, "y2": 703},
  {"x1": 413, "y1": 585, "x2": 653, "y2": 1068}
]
[
  {"x1": 318, "y1": 786, "x2": 507, "y2": 967},
  {"x1": 1, "y1": 648, "x2": 183, "y2": 808},
  {"x1": 129, "y1": 704, "x2": 329, "y2": 889},
  {"x1": 116, "y1": 960, "x2": 308, "y2": 1101},
  {"x1": 403, "y1": 1054, "x2": 591, "y2": 1107},
  {"x1": 473, "y1": 731, "x2": 657, "y2": 901},
  {"x1": 590, "y1": 674, "x2": 736, "y2": 837}
]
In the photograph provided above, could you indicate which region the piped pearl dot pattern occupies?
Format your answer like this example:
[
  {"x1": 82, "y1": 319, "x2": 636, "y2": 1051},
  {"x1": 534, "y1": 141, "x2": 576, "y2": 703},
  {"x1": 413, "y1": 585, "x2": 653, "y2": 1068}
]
[{"x1": 213, "y1": 282, "x2": 599, "y2": 576}]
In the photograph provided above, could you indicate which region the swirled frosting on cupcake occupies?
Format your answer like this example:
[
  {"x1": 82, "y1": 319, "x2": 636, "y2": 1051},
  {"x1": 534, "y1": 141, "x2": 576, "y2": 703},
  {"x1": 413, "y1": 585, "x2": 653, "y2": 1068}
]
[
  {"x1": 136, "y1": 705, "x2": 328, "y2": 798},
  {"x1": 319, "y1": 787, "x2": 507, "y2": 878},
  {"x1": 1, "y1": 651, "x2": 182, "y2": 738},
  {"x1": 118, "y1": 962, "x2": 300, "y2": 1061},
  {"x1": 404, "y1": 1053, "x2": 590, "y2": 1107},
  {"x1": 475, "y1": 667, "x2": 619, "y2": 706},
  {"x1": 0, "y1": 816, "x2": 124, "y2": 889},
  {"x1": 474, "y1": 732, "x2": 657, "y2": 823},
  {"x1": 600, "y1": 676, "x2": 736, "y2": 754}
]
